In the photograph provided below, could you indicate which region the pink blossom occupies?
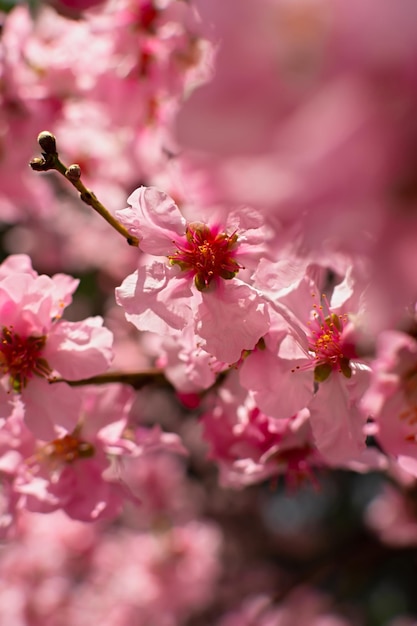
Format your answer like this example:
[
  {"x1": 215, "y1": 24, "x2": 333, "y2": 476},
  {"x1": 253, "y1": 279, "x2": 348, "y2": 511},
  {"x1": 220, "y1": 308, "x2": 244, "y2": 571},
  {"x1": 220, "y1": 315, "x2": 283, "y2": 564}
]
[
  {"x1": 0, "y1": 255, "x2": 113, "y2": 439},
  {"x1": 362, "y1": 330, "x2": 417, "y2": 474},
  {"x1": 154, "y1": 325, "x2": 226, "y2": 393},
  {"x1": 12, "y1": 383, "x2": 190, "y2": 523},
  {"x1": 201, "y1": 372, "x2": 322, "y2": 488},
  {"x1": 116, "y1": 186, "x2": 270, "y2": 363},
  {"x1": 15, "y1": 384, "x2": 137, "y2": 522},
  {"x1": 0, "y1": 407, "x2": 36, "y2": 538},
  {"x1": 238, "y1": 314, "x2": 313, "y2": 422},
  {"x1": 241, "y1": 267, "x2": 371, "y2": 464},
  {"x1": 19, "y1": 458, "x2": 125, "y2": 522}
]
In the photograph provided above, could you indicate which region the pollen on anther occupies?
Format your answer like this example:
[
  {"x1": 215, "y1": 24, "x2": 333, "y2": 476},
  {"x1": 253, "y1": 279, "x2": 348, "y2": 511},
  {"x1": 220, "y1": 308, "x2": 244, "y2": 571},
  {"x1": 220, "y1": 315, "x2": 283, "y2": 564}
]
[
  {"x1": 168, "y1": 222, "x2": 241, "y2": 291},
  {"x1": 0, "y1": 327, "x2": 51, "y2": 391}
]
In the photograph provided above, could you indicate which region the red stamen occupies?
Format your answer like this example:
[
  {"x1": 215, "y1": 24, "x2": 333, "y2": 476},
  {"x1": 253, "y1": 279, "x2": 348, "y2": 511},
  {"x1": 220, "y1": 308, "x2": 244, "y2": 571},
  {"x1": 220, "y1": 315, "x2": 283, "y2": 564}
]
[
  {"x1": 306, "y1": 294, "x2": 352, "y2": 381},
  {"x1": 168, "y1": 222, "x2": 242, "y2": 291},
  {"x1": 0, "y1": 326, "x2": 51, "y2": 391},
  {"x1": 41, "y1": 433, "x2": 95, "y2": 466}
]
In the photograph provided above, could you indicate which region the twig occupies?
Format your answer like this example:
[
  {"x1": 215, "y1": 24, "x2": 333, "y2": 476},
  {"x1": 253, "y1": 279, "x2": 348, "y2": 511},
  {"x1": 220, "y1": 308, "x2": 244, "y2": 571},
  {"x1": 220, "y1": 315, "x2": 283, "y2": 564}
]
[
  {"x1": 29, "y1": 131, "x2": 139, "y2": 247},
  {"x1": 49, "y1": 369, "x2": 171, "y2": 391}
]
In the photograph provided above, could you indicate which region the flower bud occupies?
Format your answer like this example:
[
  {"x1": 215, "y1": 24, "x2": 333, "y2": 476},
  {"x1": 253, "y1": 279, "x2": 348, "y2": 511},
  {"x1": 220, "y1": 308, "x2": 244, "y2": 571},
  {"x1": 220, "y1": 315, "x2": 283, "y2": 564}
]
[
  {"x1": 29, "y1": 157, "x2": 46, "y2": 171},
  {"x1": 37, "y1": 131, "x2": 57, "y2": 155},
  {"x1": 65, "y1": 164, "x2": 81, "y2": 182}
]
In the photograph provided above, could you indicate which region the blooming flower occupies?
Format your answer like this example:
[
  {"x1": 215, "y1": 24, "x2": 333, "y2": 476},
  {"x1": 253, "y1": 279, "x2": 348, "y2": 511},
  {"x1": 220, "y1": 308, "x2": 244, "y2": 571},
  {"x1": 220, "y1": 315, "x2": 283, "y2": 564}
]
[
  {"x1": 168, "y1": 221, "x2": 241, "y2": 291},
  {"x1": 201, "y1": 381, "x2": 322, "y2": 489},
  {"x1": 0, "y1": 382, "x2": 189, "y2": 526},
  {"x1": 153, "y1": 324, "x2": 227, "y2": 394},
  {"x1": 0, "y1": 255, "x2": 113, "y2": 439},
  {"x1": 15, "y1": 384, "x2": 137, "y2": 522},
  {"x1": 362, "y1": 329, "x2": 417, "y2": 476},
  {"x1": 241, "y1": 264, "x2": 371, "y2": 464},
  {"x1": 116, "y1": 186, "x2": 270, "y2": 363}
]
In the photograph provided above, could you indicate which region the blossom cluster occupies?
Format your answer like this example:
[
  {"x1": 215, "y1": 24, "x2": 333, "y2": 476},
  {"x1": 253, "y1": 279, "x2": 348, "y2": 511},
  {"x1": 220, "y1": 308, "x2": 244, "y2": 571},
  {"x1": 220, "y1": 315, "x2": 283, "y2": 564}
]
[
  {"x1": 0, "y1": 0, "x2": 416, "y2": 529},
  {"x1": 1, "y1": 0, "x2": 417, "y2": 623},
  {"x1": 0, "y1": 253, "x2": 188, "y2": 527}
]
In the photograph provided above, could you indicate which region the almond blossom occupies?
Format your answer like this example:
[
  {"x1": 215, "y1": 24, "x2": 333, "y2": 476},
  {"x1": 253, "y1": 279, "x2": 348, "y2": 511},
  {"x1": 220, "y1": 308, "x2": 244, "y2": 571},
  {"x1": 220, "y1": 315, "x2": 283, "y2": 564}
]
[
  {"x1": 0, "y1": 255, "x2": 113, "y2": 439},
  {"x1": 7, "y1": 383, "x2": 186, "y2": 524},
  {"x1": 2, "y1": 0, "x2": 417, "y2": 619},
  {"x1": 362, "y1": 329, "x2": 417, "y2": 476},
  {"x1": 116, "y1": 186, "x2": 270, "y2": 364},
  {"x1": 15, "y1": 384, "x2": 136, "y2": 522},
  {"x1": 241, "y1": 264, "x2": 371, "y2": 464},
  {"x1": 152, "y1": 326, "x2": 225, "y2": 393},
  {"x1": 201, "y1": 372, "x2": 323, "y2": 489}
]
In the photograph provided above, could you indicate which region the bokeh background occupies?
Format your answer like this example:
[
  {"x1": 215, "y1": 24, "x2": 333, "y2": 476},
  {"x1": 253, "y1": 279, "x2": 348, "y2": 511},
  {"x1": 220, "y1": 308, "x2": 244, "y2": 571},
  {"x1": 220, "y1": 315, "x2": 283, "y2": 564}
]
[{"x1": 1, "y1": 1, "x2": 417, "y2": 624}]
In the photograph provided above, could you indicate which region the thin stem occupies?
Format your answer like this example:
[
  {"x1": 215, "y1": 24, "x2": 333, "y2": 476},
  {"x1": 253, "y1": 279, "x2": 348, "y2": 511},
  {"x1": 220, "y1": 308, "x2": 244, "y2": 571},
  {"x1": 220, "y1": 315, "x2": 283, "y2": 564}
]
[
  {"x1": 30, "y1": 131, "x2": 139, "y2": 247},
  {"x1": 50, "y1": 369, "x2": 171, "y2": 391},
  {"x1": 50, "y1": 367, "x2": 231, "y2": 396}
]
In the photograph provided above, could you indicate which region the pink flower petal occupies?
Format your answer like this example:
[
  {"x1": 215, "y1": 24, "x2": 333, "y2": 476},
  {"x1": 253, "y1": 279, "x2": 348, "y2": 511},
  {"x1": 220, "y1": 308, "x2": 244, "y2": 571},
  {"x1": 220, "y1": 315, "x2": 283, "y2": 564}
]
[
  {"x1": 44, "y1": 317, "x2": 113, "y2": 380},
  {"x1": 116, "y1": 186, "x2": 186, "y2": 255},
  {"x1": 196, "y1": 281, "x2": 270, "y2": 363},
  {"x1": 116, "y1": 263, "x2": 193, "y2": 334}
]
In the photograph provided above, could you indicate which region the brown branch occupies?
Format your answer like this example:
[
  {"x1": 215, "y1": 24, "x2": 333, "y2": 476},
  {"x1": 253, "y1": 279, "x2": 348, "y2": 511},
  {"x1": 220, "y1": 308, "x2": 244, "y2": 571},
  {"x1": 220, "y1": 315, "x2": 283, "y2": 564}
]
[
  {"x1": 49, "y1": 369, "x2": 172, "y2": 391},
  {"x1": 29, "y1": 131, "x2": 139, "y2": 247}
]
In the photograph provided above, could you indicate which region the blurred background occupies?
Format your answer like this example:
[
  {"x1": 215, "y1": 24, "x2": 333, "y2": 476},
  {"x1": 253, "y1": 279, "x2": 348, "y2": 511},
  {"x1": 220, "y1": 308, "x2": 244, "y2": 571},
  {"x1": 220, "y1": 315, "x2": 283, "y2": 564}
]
[{"x1": 1, "y1": 1, "x2": 417, "y2": 624}]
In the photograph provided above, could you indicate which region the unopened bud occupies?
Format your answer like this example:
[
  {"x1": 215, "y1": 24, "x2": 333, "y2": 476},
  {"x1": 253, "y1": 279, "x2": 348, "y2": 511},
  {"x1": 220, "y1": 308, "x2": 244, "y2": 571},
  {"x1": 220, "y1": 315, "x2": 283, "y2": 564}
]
[
  {"x1": 29, "y1": 157, "x2": 46, "y2": 171},
  {"x1": 65, "y1": 164, "x2": 81, "y2": 182},
  {"x1": 37, "y1": 131, "x2": 57, "y2": 155}
]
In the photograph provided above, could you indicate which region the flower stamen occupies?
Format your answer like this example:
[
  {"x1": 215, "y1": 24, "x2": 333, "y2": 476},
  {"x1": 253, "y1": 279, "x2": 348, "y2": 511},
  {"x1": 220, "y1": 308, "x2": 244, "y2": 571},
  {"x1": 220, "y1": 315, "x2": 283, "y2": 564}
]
[
  {"x1": 307, "y1": 294, "x2": 353, "y2": 382},
  {"x1": 168, "y1": 222, "x2": 242, "y2": 291},
  {"x1": 39, "y1": 432, "x2": 95, "y2": 467},
  {"x1": 0, "y1": 326, "x2": 51, "y2": 392}
]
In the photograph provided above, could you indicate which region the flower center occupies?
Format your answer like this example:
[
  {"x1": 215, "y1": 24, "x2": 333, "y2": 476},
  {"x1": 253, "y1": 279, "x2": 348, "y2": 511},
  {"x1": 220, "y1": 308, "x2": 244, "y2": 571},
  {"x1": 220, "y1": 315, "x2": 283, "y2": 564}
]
[
  {"x1": 41, "y1": 433, "x2": 95, "y2": 466},
  {"x1": 168, "y1": 222, "x2": 242, "y2": 291},
  {"x1": 307, "y1": 297, "x2": 352, "y2": 382},
  {"x1": 0, "y1": 326, "x2": 51, "y2": 392}
]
